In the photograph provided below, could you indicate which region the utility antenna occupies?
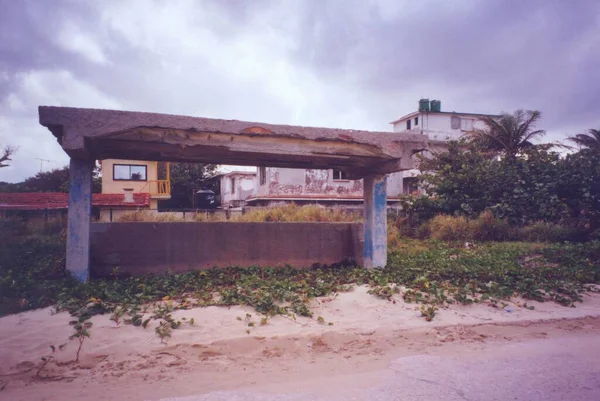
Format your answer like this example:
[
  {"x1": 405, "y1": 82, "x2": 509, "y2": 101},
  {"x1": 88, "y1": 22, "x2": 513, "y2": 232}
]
[{"x1": 34, "y1": 158, "x2": 53, "y2": 172}]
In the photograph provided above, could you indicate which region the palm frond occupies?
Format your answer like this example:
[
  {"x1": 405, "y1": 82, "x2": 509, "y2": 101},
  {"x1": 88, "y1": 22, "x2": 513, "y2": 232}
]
[{"x1": 567, "y1": 129, "x2": 600, "y2": 150}]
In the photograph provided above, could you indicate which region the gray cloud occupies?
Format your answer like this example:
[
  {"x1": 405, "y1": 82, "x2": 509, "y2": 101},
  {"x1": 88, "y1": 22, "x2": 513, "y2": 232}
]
[
  {"x1": 0, "y1": 0, "x2": 599, "y2": 182},
  {"x1": 287, "y1": 0, "x2": 600, "y2": 125}
]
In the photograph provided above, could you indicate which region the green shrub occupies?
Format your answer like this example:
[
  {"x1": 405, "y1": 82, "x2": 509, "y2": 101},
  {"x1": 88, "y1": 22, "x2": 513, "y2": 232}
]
[
  {"x1": 0, "y1": 220, "x2": 73, "y2": 316},
  {"x1": 414, "y1": 223, "x2": 431, "y2": 239},
  {"x1": 396, "y1": 195, "x2": 442, "y2": 235},
  {"x1": 406, "y1": 211, "x2": 582, "y2": 243},
  {"x1": 518, "y1": 221, "x2": 577, "y2": 242}
]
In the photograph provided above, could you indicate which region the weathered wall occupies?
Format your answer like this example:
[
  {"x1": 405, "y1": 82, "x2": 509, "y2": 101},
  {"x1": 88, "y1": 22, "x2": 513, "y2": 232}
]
[
  {"x1": 387, "y1": 173, "x2": 404, "y2": 197},
  {"x1": 90, "y1": 222, "x2": 363, "y2": 276},
  {"x1": 256, "y1": 167, "x2": 405, "y2": 198},
  {"x1": 220, "y1": 174, "x2": 256, "y2": 206}
]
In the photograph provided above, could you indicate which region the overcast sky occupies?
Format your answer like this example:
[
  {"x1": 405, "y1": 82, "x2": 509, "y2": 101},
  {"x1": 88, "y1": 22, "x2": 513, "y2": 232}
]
[{"x1": 1, "y1": 0, "x2": 599, "y2": 182}]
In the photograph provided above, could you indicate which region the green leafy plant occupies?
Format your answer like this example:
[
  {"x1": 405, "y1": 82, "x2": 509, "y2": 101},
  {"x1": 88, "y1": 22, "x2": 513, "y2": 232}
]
[
  {"x1": 110, "y1": 306, "x2": 126, "y2": 326},
  {"x1": 155, "y1": 321, "x2": 172, "y2": 344},
  {"x1": 69, "y1": 319, "x2": 92, "y2": 362},
  {"x1": 36, "y1": 345, "x2": 60, "y2": 377},
  {"x1": 420, "y1": 305, "x2": 437, "y2": 322}
]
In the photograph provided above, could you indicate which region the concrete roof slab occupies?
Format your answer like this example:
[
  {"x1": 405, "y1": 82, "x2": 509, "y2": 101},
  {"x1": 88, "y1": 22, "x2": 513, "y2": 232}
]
[{"x1": 39, "y1": 106, "x2": 428, "y2": 177}]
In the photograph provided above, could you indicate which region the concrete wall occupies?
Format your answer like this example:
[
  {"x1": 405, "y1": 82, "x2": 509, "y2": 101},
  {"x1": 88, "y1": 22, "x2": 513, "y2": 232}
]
[
  {"x1": 256, "y1": 168, "x2": 405, "y2": 198},
  {"x1": 98, "y1": 209, "x2": 245, "y2": 222},
  {"x1": 90, "y1": 222, "x2": 363, "y2": 276}
]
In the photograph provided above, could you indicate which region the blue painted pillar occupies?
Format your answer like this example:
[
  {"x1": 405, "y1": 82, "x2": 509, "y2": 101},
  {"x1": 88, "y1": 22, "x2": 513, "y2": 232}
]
[
  {"x1": 66, "y1": 158, "x2": 94, "y2": 282},
  {"x1": 363, "y1": 175, "x2": 387, "y2": 268}
]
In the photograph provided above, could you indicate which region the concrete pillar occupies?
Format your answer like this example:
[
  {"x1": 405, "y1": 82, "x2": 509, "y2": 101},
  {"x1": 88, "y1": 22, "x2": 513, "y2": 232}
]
[
  {"x1": 363, "y1": 175, "x2": 387, "y2": 268},
  {"x1": 66, "y1": 158, "x2": 94, "y2": 282}
]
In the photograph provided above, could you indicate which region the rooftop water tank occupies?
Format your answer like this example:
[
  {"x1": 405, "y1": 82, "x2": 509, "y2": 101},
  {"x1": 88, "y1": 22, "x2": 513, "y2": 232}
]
[
  {"x1": 430, "y1": 100, "x2": 441, "y2": 112},
  {"x1": 418, "y1": 99, "x2": 430, "y2": 112}
]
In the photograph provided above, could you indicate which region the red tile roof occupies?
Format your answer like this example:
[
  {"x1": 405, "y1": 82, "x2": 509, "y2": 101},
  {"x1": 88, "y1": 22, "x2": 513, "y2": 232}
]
[{"x1": 0, "y1": 192, "x2": 150, "y2": 210}]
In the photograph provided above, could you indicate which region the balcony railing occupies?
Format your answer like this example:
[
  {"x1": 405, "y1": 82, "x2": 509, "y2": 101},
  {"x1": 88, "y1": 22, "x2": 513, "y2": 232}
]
[{"x1": 141, "y1": 180, "x2": 171, "y2": 197}]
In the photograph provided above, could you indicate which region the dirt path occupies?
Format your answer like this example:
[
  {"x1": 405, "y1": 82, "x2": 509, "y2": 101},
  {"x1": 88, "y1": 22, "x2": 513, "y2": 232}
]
[{"x1": 158, "y1": 330, "x2": 600, "y2": 401}]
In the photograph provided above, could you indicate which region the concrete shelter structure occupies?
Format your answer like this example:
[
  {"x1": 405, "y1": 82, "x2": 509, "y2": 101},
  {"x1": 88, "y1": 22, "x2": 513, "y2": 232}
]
[{"x1": 39, "y1": 106, "x2": 428, "y2": 281}]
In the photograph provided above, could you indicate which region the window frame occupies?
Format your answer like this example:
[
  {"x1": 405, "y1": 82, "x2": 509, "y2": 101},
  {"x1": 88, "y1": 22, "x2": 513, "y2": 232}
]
[
  {"x1": 451, "y1": 116, "x2": 461, "y2": 130},
  {"x1": 414, "y1": 116, "x2": 419, "y2": 126},
  {"x1": 259, "y1": 167, "x2": 267, "y2": 186},
  {"x1": 406, "y1": 119, "x2": 412, "y2": 130},
  {"x1": 332, "y1": 170, "x2": 350, "y2": 181},
  {"x1": 460, "y1": 118, "x2": 474, "y2": 131},
  {"x1": 112, "y1": 164, "x2": 148, "y2": 181}
]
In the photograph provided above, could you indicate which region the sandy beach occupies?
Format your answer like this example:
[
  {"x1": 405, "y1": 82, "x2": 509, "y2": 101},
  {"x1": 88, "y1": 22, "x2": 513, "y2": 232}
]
[{"x1": 2, "y1": 285, "x2": 600, "y2": 401}]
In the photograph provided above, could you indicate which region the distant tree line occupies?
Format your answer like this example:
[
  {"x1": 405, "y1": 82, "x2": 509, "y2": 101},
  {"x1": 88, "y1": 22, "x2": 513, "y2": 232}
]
[{"x1": 0, "y1": 165, "x2": 102, "y2": 194}]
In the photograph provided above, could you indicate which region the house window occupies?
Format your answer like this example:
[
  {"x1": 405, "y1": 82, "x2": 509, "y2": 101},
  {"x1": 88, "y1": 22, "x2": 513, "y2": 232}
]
[
  {"x1": 414, "y1": 116, "x2": 419, "y2": 126},
  {"x1": 231, "y1": 177, "x2": 236, "y2": 194},
  {"x1": 406, "y1": 119, "x2": 412, "y2": 130},
  {"x1": 451, "y1": 116, "x2": 461, "y2": 130},
  {"x1": 113, "y1": 164, "x2": 147, "y2": 181},
  {"x1": 403, "y1": 177, "x2": 419, "y2": 195},
  {"x1": 332, "y1": 170, "x2": 349, "y2": 181},
  {"x1": 259, "y1": 167, "x2": 266, "y2": 185},
  {"x1": 460, "y1": 118, "x2": 473, "y2": 131}
]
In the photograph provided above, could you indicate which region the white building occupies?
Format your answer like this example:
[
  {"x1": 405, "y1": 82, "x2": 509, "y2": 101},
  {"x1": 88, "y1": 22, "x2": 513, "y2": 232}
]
[
  {"x1": 390, "y1": 99, "x2": 498, "y2": 142},
  {"x1": 389, "y1": 99, "x2": 499, "y2": 192},
  {"x1": 213, "y1": 171, "x2": 257, "y2": 208},
  {"x1": 244, "y1": 100, "x2": 499, "y2": 207}
]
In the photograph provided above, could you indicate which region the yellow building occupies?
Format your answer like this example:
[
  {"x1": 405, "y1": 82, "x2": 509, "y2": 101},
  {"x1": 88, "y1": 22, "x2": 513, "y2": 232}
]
[{"x1": 99, "y1": 159, "x2": 171, "y2": 220}]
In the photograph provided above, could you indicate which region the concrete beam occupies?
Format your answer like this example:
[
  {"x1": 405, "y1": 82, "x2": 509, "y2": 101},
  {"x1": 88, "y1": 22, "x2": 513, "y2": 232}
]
[
  {"x1": 363, "y1": 175, "x2": 387, "y2": 268},
  {"x1": 39, "y1": 106, "x2": 428, "y2": 178},
  {"x1": 66, "y1": 158, "x2": 94, "y2": 282}
]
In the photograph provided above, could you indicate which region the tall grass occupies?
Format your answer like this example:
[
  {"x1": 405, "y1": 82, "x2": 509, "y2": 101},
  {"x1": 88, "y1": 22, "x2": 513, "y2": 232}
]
[
  {"x1": 117, "y1": 210, "x2": 186, "y2": 222},
  {"x1": 468, "y1": 210, "x2": 513, "y2": 241},
  {"x1": 235, "y1": 204, "x2": 360, "y2": 223},
  {"x1": 115, "y1": 205, "x2": 360, "y2": 223},
  {"x1": 427, "y1": 214, "x2": 472, "y2": 241}
]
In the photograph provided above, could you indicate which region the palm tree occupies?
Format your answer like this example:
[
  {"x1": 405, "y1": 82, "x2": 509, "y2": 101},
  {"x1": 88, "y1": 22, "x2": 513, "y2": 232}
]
[
  {"x1": 470, "y1": 110, "x2": 546, "y2": 157},
  {"x1": 568, "y1": 129, "x2": 600, "y2": 152}
]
